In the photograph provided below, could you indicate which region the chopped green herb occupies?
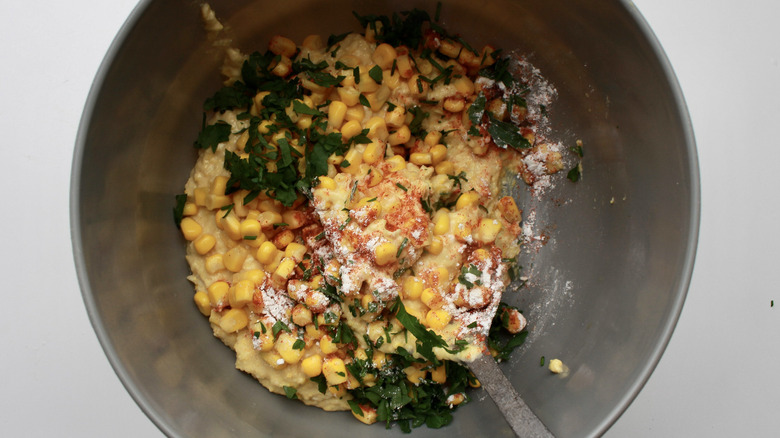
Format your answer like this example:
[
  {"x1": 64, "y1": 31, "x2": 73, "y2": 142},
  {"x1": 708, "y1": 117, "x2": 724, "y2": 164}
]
[
  {"x1": 567, "y1": 162, "x2": 582, "y2": 183},
  {"x1": 292, "y1": 339, "x2": 306, "y2": 350},
  {"x1": 396, "y1": 182, "x2": 408, "y2": 192},
  {"x1": 172, "y1": 194, "x2": 187, "y2": 227},
  {"x1": 272, "y1": 321, "x2": 291, "y2": 339},
  {"x1": 283, "y1": 386, "x2": 298, "y2": 400},
  {"x1": 194, "y1": 119, "x2": 232, "y2": 152},
  {"x1": 358, "y1": 93, "x2": 370, "y2": 108},
  {"x1": 368, "y1": 65, "x2": 383, "y2": 84},
  {"x1": 396, "y1": 237, "x2": 409, "y2": 257}
]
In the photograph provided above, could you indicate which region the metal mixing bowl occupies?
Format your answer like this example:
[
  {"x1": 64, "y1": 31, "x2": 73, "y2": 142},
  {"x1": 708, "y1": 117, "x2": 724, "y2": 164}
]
[{"x1": 71, "y1": 0, "x2": 699, "y2": 436}]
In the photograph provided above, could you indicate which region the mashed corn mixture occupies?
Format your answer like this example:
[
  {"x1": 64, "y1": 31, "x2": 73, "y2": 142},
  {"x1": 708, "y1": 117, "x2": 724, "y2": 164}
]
[{"x1": 176, "y1": 4, "x2": 564, "y2": 429}]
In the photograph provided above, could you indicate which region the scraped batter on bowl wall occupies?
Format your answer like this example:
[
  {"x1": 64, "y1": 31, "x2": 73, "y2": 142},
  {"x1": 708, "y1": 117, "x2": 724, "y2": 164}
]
[{"x1": 174, "y1": 3, "x2": 571, "y2": 430}]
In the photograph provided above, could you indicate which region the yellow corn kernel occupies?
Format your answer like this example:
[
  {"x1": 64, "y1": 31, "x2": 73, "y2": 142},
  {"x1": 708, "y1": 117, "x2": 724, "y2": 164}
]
[
  {"x1": 434, "y1": 160, "x2": 455, "y2": 175},
  {"x1": 434, "y1": 267, "x2": 449, "y2": 284},
  {"x1": 193, "y1": 187, "x2": 208, "y2": 206},
  {"x1": 386, "y1": 155, "x2": 405, "y2": 172},
  {"x1": 305, "y1": 323, "x2": 324, "y2": 340},
  {"x1": 385, "y1": 106, "x2": 406, "y2": 128},
  {"x1": 344, "y1": 105, "x2": 364, "y2": 122},
  {"x1": 372, "y1": 350, "x2": 387, "y2": 369},
  {"x1": 361, "y1": 294, "x2": 374, "y2": 311},
  {"x1": 364, "y1": 116, "x2": 388, "y2": 141},
  {"x1": 320, "y1": 335, "x2": 338, "y2": 354},
  {"x1": 358, "y1": 69, "x2": 380, "y2": 93},
  {"x1": 452, "y1": 220, "x2": 473, "y2": 242},
  {"x1": 404, "y1": 364, "x2": 426, "y2": 385},
  {"x1": 403, "y1": 276, "x2": 424, "y2": 300},
  {"x1": 284, "y1": 242, "x2": 306, "y2": 262},
  {"x1": 224, "y1": 246, "x2": 248, "y2": 272},
  {"x1": 351, "y1": 404, "x2": 378, "y2": 425},
  {"x1": 387, "y1": 125, "x2": 411, "y2": 146},
  {"x1": 322, "y1": 357, "x2": 348, "y2": 385},
  {"x1": 372, "y1": 43, "x2": 397, "y2": 69},
  {"x1": 362, "y1": 140, "x2": 385, "y2": 164},
  {"x1": 383, "y1": 69, "x2": 401, "y2": 89},
  {"x1": 281, "y1": 210, "x2": 305, "y2": 230},
  {"x1": 219, "y1": 308, "x2": 249, "y2": 333},
  {"x1": 456, "y1": 191, "x2": 481, "y2": 210},
  {"x1": 340, "y1": 119, "x2": 363, "y2": 140},
  {"x1": 272, "y1": 55, "x2": 293, "y2": 77},
  {"x1": 253, "y1": 241, "x2": 277, "y2": 265},
  {"x1": 205, "y1": 194, "x2": 232, "y2": 211},
  {"x1": 409, "y1": 152, "x2": 432, "y2": 166},
  {"x1": 367, "y1": 167, "x2": 383, "y2": 187},
  {"x1": 336, "y1": 86, "x2": 360, "y2": 107},
  {"x1": 222, "y1": 214, "x2": 242, "y2": 240},
  {"x1": 424, "y1": 131, "x2": 441, "y2": 147},
  {"x1": 453, "y1": 76, "x2": 475, "y2": 95},
  {"x1": 355, "y1": 196, "x2": 383, "y2": 216},
  {"x1": 268, "y1": 35, "x2": 297, "y2": 57},
  {"x1": 475, "y1": 218, "x2": 502, "y2": 243},
  {"x1": 291, "y1": 304, "x2": 313, "y2": 327},
  {"x1": 447, "y1": 393, "x2": 466, "y2": 406},
  {"x1": 182, "y1": 202, "x2": 198, "y2": 217},
  {"x1": 193, "y1": 234, "x2": 216, "y2": 255},
  {"x1": 374, "y1": 242, "x2": 398, "y2": 266},
  {"x1": 341, "y1": 148, "x2": 363, "y2": 174},
  {"x1": 328, "y1": 100, "x2": 348, "y2": 129},
  {"x1": 214, "y1": 209, "x2": 225, "y2": 229},
  {"x1": 301, "y1": 34, "x2": 323, "y2": 50},
  {"x1": 431, "y1": 365, "x2": 447, "y2": 384},
  {"x1": 229, "y1": 280, "x2": 254, "y2": 308},
  {"x1": 207, "y1": 281, "x2": 230, "y2": 308},
  {"x1": 328, "y1": 384, "x2": 347, "y2": 397},
  {"x1": 408, "y1": 74, "x2": 429, "y2": 97},
  {"x1": 211, "y1": 176, "x2": 228, "y2": 195},
  {"x1": 275, "y1": 332, "x2": 304, "y2": 364},
  {"x1": 396, "y1": 54, "x2": 413, "y2": 78},
  {"x1": 240, "y1": 218, "x2": 261, "y2": 239},
  {"x1": 258, "y1": 211, "x2": 283, "y2": 229},
  {"x1": 366, "y1": 85, "x2": 391, "y2": 112},
  {"x1": 429, "y1": 144, "x2": 448, "y2": 164},
  {"x1": 180, "y1": 217, "x2": 202, "y2": 241},
  {"x1": 444, "y1": 97, "x2": 465, "y2": 113},
  {"x1": 272, "y1": 229, "x2": 294, "y2": 249},
  {"x1": 420, "y1": 288, "x2": 437, "y2": 308},
  {"x1": 427, "y1": 236, "x2": 444, "y2": 255},
  {"x1": 316, "y1": 176, "x2": 337, "y2": 191},
  {"x1": 205, "y1": 254, "x2": 225, "y2": 274},
  {"x1": 262, "y1": 351, "x2": 287, "y2": 369},
  {"x1": 257, "y1": 199, "x2": 280, "y2": 213},
  {"x1": 426, "y1": 309, "x2": 452, "y2": 329},
  {"x1": 432, "y1": 210, "x2": 450, "y2": 235},
  {"x1": 272, "y1": 257, "x2": 296, "y2": 284},
  {"x1": 438, "y1": 39, "x2": 462, "y2": 58},
  {"x1": 193, "y1": 291, "x2": 211, "y2": 316},
  {"x1": 301, "y1": 354, "x2": 323, "y2": 377}
]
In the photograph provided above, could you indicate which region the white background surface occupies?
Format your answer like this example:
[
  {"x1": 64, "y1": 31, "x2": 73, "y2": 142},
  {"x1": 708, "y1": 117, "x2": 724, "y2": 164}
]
[{"x1": 1, "y1": 0, "x2": 778, "y2": 436}]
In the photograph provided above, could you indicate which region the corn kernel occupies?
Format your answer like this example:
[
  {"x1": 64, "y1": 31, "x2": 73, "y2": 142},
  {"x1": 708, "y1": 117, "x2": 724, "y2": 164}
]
[
  {"x1": 364, "y1": 116, "x2": 388, "y2": 141},
  {"x1": 305, "y1": 323, "x2": 324, "y2": 340},
  {"x1": 453, "y1": 76, "x2": 475, "y2": 95},
  {"x1": 275, "y1": 332, "x2": 304, "y2": 364},
  {"x1": 222, "y1": 214, "x2": 242, "y2": 240},
  {"x1": 240, "y1": 218, "x2": 261, "y2": 239},
  {"x1": 205, "y1": 254, "x2": 225, "y2": 274},
  {"x1": 301, "y1": 354, "x2": 323, "y2": 377},
  {"x1": 182, "y1": 202, "x2": 198, "y2": 217},
  {"x1": 262, "y1": 351, "x2": 287, "y2": 369},
  {"x1": 211, "y1": 176, "x2": 228, "y2": 195},
  {"x1": 372, "y1": 350, "x2": 387, "y2": 369},
  {"x1": 180, "y1": 217, "x2": 202, "y2": 241},
  {"x1": 404, "y1": 364, "x2": 426, "y2": 385},
  {"x1": 271, "y1": 55, "x2": 293, "y2": 77},
  {"x1": 342, "y1": 147, "x2": 364, "y2": 173},
  {"x1": 452, "y1": 220, "x2": 473, "y2": 242},
  {"x1": 291, "y1": 304, "x2": 313, "y2": 326},
  {"x1": 191, "y1": 233, "x2": 215, "y2": 255},
  {"x1": 403, "y1": 276, "x2": 424, "y2": 300},
  {"x1": 385, "y1": 106, "x2": 406, "y2": 128},
  {"x1": 475, "y1": 218, "x2": 502, "y2": 243},
  {"x1": 435, "y1": 160, "x2": 455, "y2": 175},
  {"x1": 367, "y1": 167, "x2": 383, "y2": 187},
  {"x1": 322, "y1": 357, "x2": 348, "y2": 385},
  {"x1": 447, "y1": 393, "x2": 466, "y2": 406},
  {"x1": 387, "y1": 125, "x2": 411, "y2": 146},
  {"x1": 340, "y1": 119, "x2": 363, "y2": 140},
  {"x1": 374, "y1": 241, "x2": 398, "y2": 266},
  {"x1": 426, "y1": 309, "x2": 452, "y2": 329},
  {"x1": 386, "y1": 155, "x2": 405, "y2": 172},
  {"x1": 352, "y1": 404, "x2": 378, "y2": 425},
  {"x1": 444, "y1": 97, "x2": 465, "y2": 113},
  {"x1": 421, "y1": 288, "x2": 442, "y2": 309},
  {"x1": 284, "y1": 242, "x2": 307, "y2": 262},
  {"x1": 281, "y1": 210, "x2": 306, "y2": 230},
  {"x1": 456, "y1": 191, "x2": 480, "y2": 210},
  {"x1": 301, "y1": 34, "x2": 323, "y2": 50},
  {"x1": 344, "y1": 105, "x2": 364, "y2": 122},
  {"x1": 193, "y1": 291, "x2": 211, "y2": 316},
  {"x1": 207, "y1": 281, "x2": 230, "y2": 308},
  {"x1": 431, "y1": 365, "x2": 447, "y2": 384},
  {"x1": 320, "y1": 335, "x2": 338, "y2": 354},
  {"x1": 429, "y1": 144, "x2": 448, "y2": 164},
  {"x1": 328, "y1": 100, "x2": 348, "y2": 129},
  {"x1": 396, "y1": 54, "x2": 413, "y2": 78},
  {"x1": 268, "y1": 35, "x2": 297, "y2": 57},
  {"x1": 372, "y1": 43, "x2": 396, "y2": 69},
  {"x1": 256, "y1": 241, "x2": 278, "y2": 265},
  {"x1": 408, "y1": 74, "x2": 429, "y2": 97},
  {"x1": 229, "y1": 280, "x2": 254, "y2": 308},
  {"x1": 272, "y1": 229, "x2": 295, "y2": 250},
  {"x1": 336, "y1": 86, "x2": 360, "y2": 107},
  {"x1": 219, "y1": 308, "x2": 249, "y2": 333},
  {"x1": 433, "y1": 210, "x2": 450, "y2": 235},
  {"x1": 272, "y1": 257, "x2": 296, "y2": 284},
  {"x1": 427, "y1": 236, "x2": 444, "y2": 255},
  {"x1": 409, "y1": 151, "x2": 432, "y2": 166},
  {"x1": 362, "y1": 140, "x2": 385, "y2": 164},
  {"x1": 224, "y1": 246, "x2": 248, "y2": 272}
]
